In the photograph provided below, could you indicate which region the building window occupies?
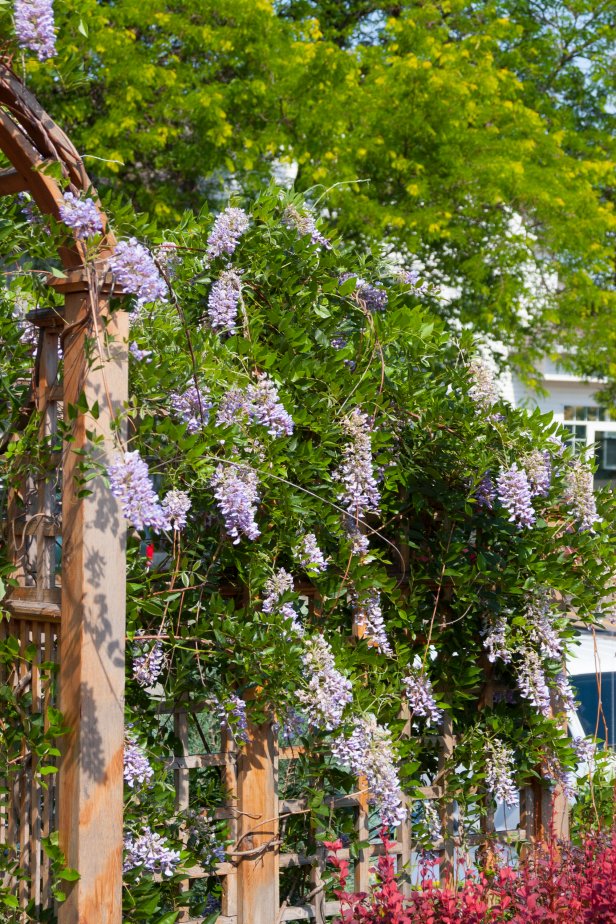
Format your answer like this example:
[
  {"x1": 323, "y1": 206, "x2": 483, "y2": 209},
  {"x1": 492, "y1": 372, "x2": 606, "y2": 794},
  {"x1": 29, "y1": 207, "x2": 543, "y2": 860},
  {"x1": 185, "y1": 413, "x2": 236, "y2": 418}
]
[{"x1": 563, "y1": 423, "x2": 587, "y2": 454}]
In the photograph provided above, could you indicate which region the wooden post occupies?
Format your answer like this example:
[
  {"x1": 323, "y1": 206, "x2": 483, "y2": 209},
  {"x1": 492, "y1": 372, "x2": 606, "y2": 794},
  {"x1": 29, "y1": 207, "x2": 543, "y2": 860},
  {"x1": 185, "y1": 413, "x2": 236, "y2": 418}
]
[
  {"x1": 237, "y1": 721, "x2": 279, "y2": 924},
  {"x1": 58, "y1": 277, "x2": 128, "y2": 924}
]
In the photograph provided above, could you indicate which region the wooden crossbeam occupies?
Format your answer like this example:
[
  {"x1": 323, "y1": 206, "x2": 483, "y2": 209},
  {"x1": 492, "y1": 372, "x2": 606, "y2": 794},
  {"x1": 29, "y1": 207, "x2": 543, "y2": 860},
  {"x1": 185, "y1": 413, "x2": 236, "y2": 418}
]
[{"x1": 0, "y1": 166, "x2": 29, "y2": 195}]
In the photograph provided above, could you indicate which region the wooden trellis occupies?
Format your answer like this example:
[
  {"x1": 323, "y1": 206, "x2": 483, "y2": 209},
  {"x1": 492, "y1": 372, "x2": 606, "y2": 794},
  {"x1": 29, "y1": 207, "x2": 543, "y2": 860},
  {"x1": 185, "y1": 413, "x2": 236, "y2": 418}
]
[{"x1": 0, "y1": 62, "x2": 567, "y2": 924}]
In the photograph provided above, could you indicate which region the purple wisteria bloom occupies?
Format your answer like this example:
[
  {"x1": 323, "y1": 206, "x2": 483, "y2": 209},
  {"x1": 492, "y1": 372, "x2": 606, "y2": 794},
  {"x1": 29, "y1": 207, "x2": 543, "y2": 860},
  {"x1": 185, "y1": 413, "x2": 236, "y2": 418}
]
[
  {"x1": 516, "y1": 647, "x2": 551, "y2": 716},
  {"x1": 215, "y1": 694, "x2": 249, "y2": 744},
  {"x1": 341, "y1": 273, "x2": 388, "y2": 313},
  {"x1": 109, "y1": 238, "x2": 167, "y2": 308},
  {"x1": 296, "y1": 533, "x2": 328, "y2": 573},
  {"x1": 400, "y1": 269, "x2": 429, "y2": 294},
  {"x1": 108, "y1": 450, "x2": 168, "y2": 532},
  {"x1": 564, "y1": 460, "x2": 600, "y2": 532},
  {"x1": 58, "y1": 192, "x2": 103, "y2": 239},
  {"x1": 468, "y1": 357, "x2": 500, "y2": 411},
  {"x1": 524, "y1": 450, "x2": 552, "y2": 497},
  {"x1": 185, "y1": 811, "x2": 226, "y2": 867},
  {"x1": 403, "y1": 669, "x2": 442, "y2": 725},
  {"x1": 124, "y1": 738, "x2": 154, "y2": 789},
  {"x1": 475, "y1": 474, "x2": 495, "y2": 510},
  {"x1": 422, "y1": 800, "x2": 441, "y2": 843},
  {"x1": 481, "y1": 615, "x2": 511, "y2": 664},
  {"x1": 216, "y1": 387, "x2": 250, "y2": 428},
  {"x1": 553, "y1": 671, "x2": 577, "y2": 713},
  {"x1": 572, "y1": 736, "x2": 596, "y2": 766},
  {"x1": 208, "y1": 269, "x2": 243, "y2": 334},
  {"x1": 262, "y1": 568, "x2": 303, "y2": 635},
  {"x1": 133, "y1": 639, "x2": 165, "y2": 688},
  {"x1": 496, "y1": 463, "x2": 535, "y2": 528},
  {"x1": 526, "y1": 590, "x2": 562, "y2": 661},
  {"x1": 211, "y1": 462, "x2": 261, "y2": 543},
  {"x1": 123, "y1": 827, "x2": 180, "y2": 879},
  {"x1": 206, "y1": 207, "x2": 249, "y2": 260},
  {"x1": 484, "y1": 739, "x2": 518, "y2": 806},
  {"x1": 335, "y1": 409, "x2": 380, "y2": 551},
  {"x1": 130, "y1": 342, "x2": 153, "y2": 363},
  {"x1": 246, "y1": 375, "x2": 294, "y2": 437},
  {"x1": 296, "y1": 634, "x2": 353, "y2": 731},
  {"x1": 14, "y1": 0, "x2": 56, "y2": 60},
  {"x1": 171, "y1": 384, "x2": 211, "y2": 434},
  {"x1": 282, "y1": 205, "x2": 331, "y2": 249},
  {"x1": 353, "y1": 591, "x2": 392, "y2": 655},
  {"x1": 161, "y1": 489, "x2": 191, "y2": 531},
  {"x1": 332, "y1": 714, "x2": 407, "y2": 827}
]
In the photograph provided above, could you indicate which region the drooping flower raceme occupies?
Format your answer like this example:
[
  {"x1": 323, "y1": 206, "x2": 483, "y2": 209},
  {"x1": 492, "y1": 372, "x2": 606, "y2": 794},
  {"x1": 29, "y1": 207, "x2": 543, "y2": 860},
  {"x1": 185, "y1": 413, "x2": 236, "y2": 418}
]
[
  {"x1": 171, "y1": 384, "x2": 211, "y2": 434},
  {"x1": 123, "y1": 827, "x2": 180, "y2": 878},
  {"x1": 282, "y1": 205, "x2": 331, "y2": 249},
  {"x1": 422, "y1": 800, "x2": 441, "y2": 843},
  {"x1": 58, "y1": 192, "x2": 103, "y2": 239},
  {"x1": 341, "y1": 274, "x2": 388, "y2": 313},
  {"x1": 403, "y1": 669, "x2": 442, "y2": 725},
  {"x1": 215, "y1": 694, "x2": 249, "y2": 744},
  {"x1": 211, "y1": 462, "x2": 261, "y2": 543},
  {"x1": 573, "y1": 736, "x2": 596, "y2": 767},
  {"x1": 108, "y1": 451, "x2": 168, "y2": 532},
  {"x1": 245, "y1": 375, "x2": 294, "y2": 437},
  {"x1": 296, "y1": 533, "x2": 328, "y2": 573},
  {"x1": 468, "y1": 357, "x2": 500, "y2": 411},
  {"x1": 553, "y1": 671, "x2": 577, "y2": 713},
  {"x1": 124, "y1": 738, "x2": 154, "y2": 789},
  {"x1": 526, "y1": 590, "x2": 562, "y2": 661},
  {"x1": 14, "y1": 0, "x2": 56, "y2": 60},
  {"x1": 335, "y1": 409, "x2": 380, "y2": 548},
  {"x1": 516, "y1": 647, "x2": 551, "y2": 716},
  {"x1": 353, "y1": 591, "x2": 392, "y2": 655},
  {"x1": 206, "y1": 207, "x2": 249, "y2": 260},
  {"x1": 161, "y1": 489, "x2": 191, "y2": 531},
  {"x1": 133, "y1": 639, "x2": 165, "y2": 688},
  {"x1": 564, "y1": 459, "x2": 600, "y2": 532},
  {"x1": 262, "y1": 568, "x2": 303, "y2": 635},
  {"x1": 185, "y1": 811, "x2": 226, "y2": 868},
  {"x1": 109, "y1": 238, "x2": 167, "y2": 308},
  {"x1": 524, "y1": 450, "x2": 552, "y2": 497},
  {"x1": 208, "y1": 269, "x2": 243, "y2": 334},
  {"x1": 296, "y1": 635, "x2": 353, "y2": 731},
  {"x1": 475, "y1": 474, "x2": 495, "y2": 509},
  {"x1": 332, "y1": 715, "x2": 407, "y2": 827},
  {"x1": 130, "y1": 342, "x2": 153, "y2": 362},
  {"x1": 481, "y1": 615, "x2": 511, "y2": 664},
  {"x1": 496, "y1": 463, "x2": 535, "y2": 528},
  {"x1": 484, "y1": 739, "x2": 519, "y2": 806}
]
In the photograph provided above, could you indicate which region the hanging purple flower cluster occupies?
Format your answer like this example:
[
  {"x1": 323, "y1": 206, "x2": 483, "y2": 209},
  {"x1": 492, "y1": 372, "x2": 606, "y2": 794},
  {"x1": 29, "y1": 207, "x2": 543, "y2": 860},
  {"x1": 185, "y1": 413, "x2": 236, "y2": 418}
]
[
  {"x1": 553, "y1": 671, "x2": 577, "y2": 713},
  {"x1": 262, "y1": 568, "x2": 303, "y2": 635},
  {"x1": 475, "y1": 474, "x2": 495, "y2": 509},
  {"x1": 543, "y1": 748, "x2": 575, "y2": 800},
  {"x1": 171, "y1": 384, "x2": 211, "y2": 434},
  {"x1": 14, "y1": 0, "x2": 55, "y2": 61},
  {"x1": 58, "y1": 192, "x2": 103, "y2": 240},
  {"x1": 482, "y1": 615, "x2": 511, "y2": 664},
  {"x1": 185, "y1": 810, "x2": 226, "y2": 867},
  {"x1": 332, "y1": 714, "x2": 407, "y2": 827},
  {"x1": 422, "y1": 800, "x2": 441, "y2": 843},
  {"x1": 133, "y1": 639, "x2": 165, "y2": 688},
  {"x1": 282, "y1": 205, "x2": 331, "y2": 249},
  {"x1": 208, "y1": 269, "x2": 243, "y2": 334},
  {"x1": 216, "y1": 376, "x2": 294, "y2": 438},
  {"x1": 108, "y1": 450, "x2": 168, "y2": 532},
  {"x1": 161, "y1": 489, "x2": 191, "y2": 531},
  {"x1": 296, "y1": 635, "x2": 353, "y2": 731},
  {"x1": 524, "y1": 450, "x2": 552, "y2": 497},
  {"x1": 353, "y1": 591, "x2": 392, "y2": 655},
  {"x1": 526, "y1": 590, "x2": 562, "y2": 661},
  {"x1": 124, "y1": 738, "x2": 154, "y2": 789},
  {"x1": 335, "y1": 408, "x2": 380, "y2": 549},
  {"x1": 484, "y1": 739, "x2": 518, "y2": 806},
  {"x1": 280, "y1": 708, "x2": 309, "y2": 745},
  {"x1": 572, "y1": 736, "x2": 596, "y2": 766},
  {"x1": 341, "y1": 274, "x2": 388, "y2": 313},
  {"x1": 211, "y1": 462, "x2": 261, "y2": 543},
  {"x1": 130, "y1": 342, "x2": 153, "y2": 363},
  {"x1": 123, "y1": 827, "x2": 180, "y2": 878},
  {"x1": 496, "y1": 463, "x2": 535, "y2": 528},
  {"x1": 564, "y1": 460, "x2": 600, "y2": 531},
  {"x1": 516, "y1": 647, "x2": 551, "y2": 716},
  {"x1": 296, "y1": 533, "x2": 328, "y2": 573},
  {"x1": 109, "y1": 238, "x2": 167, "y2": 308},
  {"x1": 400, "y1": 269, "x2": 429, "y2": 294},
  {"x1": 215, "y1": 694, "x2": 249, "y2": 744},
  {"x1": 468, "y1": 357, "x2": 500, "y2": 411},
  {"x1": 403, "y1": 668, "x2": 442, "y2": 725},
  {"x1": 206, "y1": 207, "x2": 249, "y2": 260}
]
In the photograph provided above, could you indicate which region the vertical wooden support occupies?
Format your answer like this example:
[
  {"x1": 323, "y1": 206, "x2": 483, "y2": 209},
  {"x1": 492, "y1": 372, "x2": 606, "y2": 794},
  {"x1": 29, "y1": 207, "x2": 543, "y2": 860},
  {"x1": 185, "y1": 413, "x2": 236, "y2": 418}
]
[
  {"x1": 439, "y1": 714, "x2": 455, "y2": 886},
  {"x1": 222, "y1": 731, "x2": 239, "y2": 921},
  {"x1": 58, "y1": 279, "x2": 128, "y2": 924},
  {"x1": 237, "y1": 721, "x2": 279, "y2": 924},
  {"x1": 354, "y1": 777, "x2": 371, "y2": 895},
  {"x1": 174, "y1": 704, "x2": 191, "y2": 921}
]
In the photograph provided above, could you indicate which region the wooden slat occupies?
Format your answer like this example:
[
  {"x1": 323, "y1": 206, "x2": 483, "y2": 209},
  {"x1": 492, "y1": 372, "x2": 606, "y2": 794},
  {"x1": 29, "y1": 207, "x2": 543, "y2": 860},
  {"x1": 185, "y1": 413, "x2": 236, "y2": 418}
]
[
  {"x1": 221, "y1": 729, "x2": 238, "y2": 919},
  {"x1": 0, "y1": 165, "x2": 29, "y2": 194},
  {"x1": 173, "y1": 704, "x2": 190, "y2": 921},
  {"x1": 30, "y1": 621, "x2": 42, "y2": 907},
  {"x1": 354, "y1": 775, "x2": 370, "y2": 894}
]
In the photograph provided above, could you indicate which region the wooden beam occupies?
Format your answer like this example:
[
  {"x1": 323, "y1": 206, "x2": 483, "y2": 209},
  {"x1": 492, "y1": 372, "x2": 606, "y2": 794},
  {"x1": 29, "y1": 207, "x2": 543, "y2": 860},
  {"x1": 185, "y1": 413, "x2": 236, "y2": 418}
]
[
  {"x1": 58, "y1": 281, "x2": 128, "y2": 924},
  {"x1": 0, "y1": 166, "x2": 29, "y2": 195}
]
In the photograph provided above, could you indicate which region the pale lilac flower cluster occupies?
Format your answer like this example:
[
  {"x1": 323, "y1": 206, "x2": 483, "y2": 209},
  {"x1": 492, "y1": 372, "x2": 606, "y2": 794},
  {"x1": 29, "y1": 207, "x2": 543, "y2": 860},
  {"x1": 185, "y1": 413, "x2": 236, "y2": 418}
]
[
  {"x1": 353, "y1": 591, "x2": 392, "y2": 655},
  {"x1": 185, "y1": 810, "x2": 226, "y2": 867},
  {"x1": 14, "y1": 0, "x2": 56, "y2": 60},
  {"x1": 18, "y1": 193, "x2": 48, "y2": 231},
  {"x1": 332, "y1": 715, "x2": 407, "y2": 827},
  {"x1": 349, "y1": 530, "x2": 369, "y2": 556},
  {"x1": 108, "y1": 451, "x2": 168, "y2": 532},
  {"x1": 161, "y1": 489, "x2": 191, "y2": 531},
  {"x1": 282, "y1": 205, "x2": 331, "y2": 249},
  {"x1": 58, "y1": 192, "x2": 103, "y2": 239},
  {"x1": 216, "y1": 387, "x2": 249, "y2": 427},
  {"x1": 123, "y1": 827, "x2": 180, "y2": 878},
  {"x1": 124, "y1": 738, "x2": 154, "y2": 789},
  {"x1": 516, "y1": 647, "x2": 551, "y2": 716},
  {"x1": 482, "y1": 615, "x2": 511, "y2": 664},
  {"x1": 403, "y1": 669, "x2": 442, "y2": 725},
  {"x1": 211, "y1": 463, "x2": 261, "y2": 543},
  {"x1": 564, "y1": 460, "x2": 600, "y2": 532},
  {"x1": 208, "y1": 269, "x2": 243, "y2": 334},
  {"x1": 133, "y1": 639, "x2": 165, "y2": 688},
  {"x1": 526, "y1": 591, "x2": 562, "y2": 661},
  {"x1": 496, "y1": 463, "x2": 535, "y2": 528},
  {"x1": 475, "y1": 474, "x2": 495, "y2": 509},
  {"x1": 524, "y1": 450, "x2": 552, "y2": 497},
  {"x1": 171, "y1": 384, "x2": 211, "y2": 433},
  {"x1": 215, "y1": 694, "x2": 249, "y2": 744},
  {"x1": 296, "y1": 635, "x2": 353, "y2": 731},
  {"x1": 335, "y1": 409, "x2": 380, "y2": 545},
  {"x1": 109, "y1": 238, "x2": 167, "y2": 308},
  {"x1": 573, "y1": 736, "x2": 596, "y2": 766},
  {"x1": 280, "y1": 708, "x2": 308, "y2": 745},
  {"x1": 400, "y1": 269, "x2": 429, "y2": 294},
  {"x1": 207, "y1": 207, "x2": 249, "y2": 259},
  {"x1": 468, "y1": 357, "x2": 500, "y2": 411},
  {"x1": 296, "y1": 533, "x2": 328, "y2": 573},
  {"x1": 262, "y1": 568, "x2": 303, "y2": 635},
  {"x1": 553, "y1": 671, "x2": 577, "y2": 713},
  {"x1": 544, "y1": 749, "x2": 575, "y2": 800},
  {"x1": 422, "y1": 800, "x2": 441, "y2": 843},
  {"x1": 484, "y1": 739, "x2": 518, "y2": 807},
  {"x1": 340, "y1": 274, "x2": 388, "y2": 313},
  {"x1": 130, "y1": 342, "x2": 153, "y2": 362},
  {"x1": 216, "y1": 377, "x2": 294, "y2": 438}
]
